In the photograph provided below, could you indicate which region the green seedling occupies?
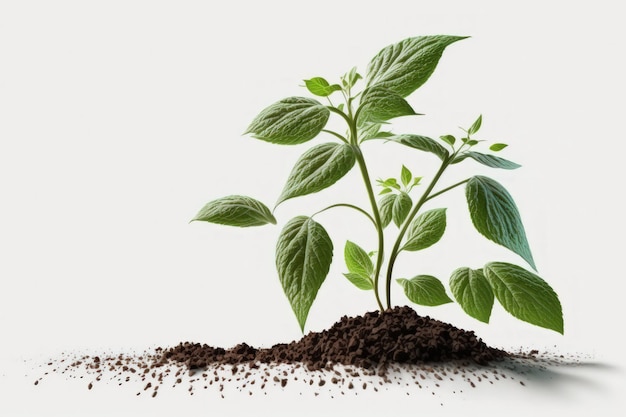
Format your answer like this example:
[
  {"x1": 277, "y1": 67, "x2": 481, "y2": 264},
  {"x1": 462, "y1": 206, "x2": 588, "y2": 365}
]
[{"x1": 193, "y1": 36, "x2": 563, "y2": 334}]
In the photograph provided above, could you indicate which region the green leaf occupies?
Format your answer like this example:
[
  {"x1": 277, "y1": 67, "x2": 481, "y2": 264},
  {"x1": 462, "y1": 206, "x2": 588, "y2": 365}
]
[
  {"x1": 440, "y1": 135, "x2": 456, "y2": 146},
  {"x1": 191, "y1": 195, "x2": 276, "y2": 227},
  {"x1": 358, "y1": 86, "x2": 417, "y2": 123},
  {"x1": 468, "y1": 114, "x2": 482, "y2": 135},
  {"x1": 379, "y1": 177, "x2": 400, "y2": 190},
  {"x1": 379, "y1": 187, "x2": 393, "y2": 195},
  {"x1": 277, "y1": 143, "x2": 356, "y2": 205},
  {"x1": 245, "y1": 97, "x2": 330, "y2": 145},
  {"x1": 449, "y1": 267, "x2": 494, "y2": 323},
  {"x1": 402, "y1": 208, "x2": 447, "y2": 251},
  {"x1": 358, "y1": 122, "x2": 383, "y2": 141},
  {"x1": 466, "y1": 176, "x2": 536, "y2": 270},
  {"x1": 450, "y1": 153, "x2": 468, "y2": 164},
  {"x1": 304, "y1": 77, "x2": 342, "y2": 97},
  {"x1": 401, "y1": 165, "x2": 412, "y2": 187},
  {"x1": 378, "y1": 194, "x2": 395, "y2": 228},
  {"x1": 397, "y1": 276, "x2": 453, "y2": 306},
  {"x1": 343, "y1": 272, "x2": 374, "y2": 291},
  {"x1": 484, "y1": 262, "x2": 563, "y2": 333},
  {"x1": 489, "y1": 143, "x2": 508, "y2": 152},
  {"x1": 378, "y1": 193, "x2": 411, "y2": 228},
  {"x1": 341, "y1": 66, "x2": 362, "y2": 89},
  {"x1": 412, "y1": 177, "x2": 422, "y2": 186},
  {"x1": 463, "y1": 152, "x2": 521, "y2": 170},
  {"x1": 276, "y1": 216, "x2": 334, "y2": 332},
  {"x1": 358, "y1": 122, "x2": 394, "y2": 142},
  {"x1": 366, "y1": 35, "x2": 468, "y2": 97},
  {"x1": 393, "y1": 192, "x2": 412, "y2": 227},
  {"x1": 344, "y1": 240, "x2": 373, "y2": 277},
  {"x1": 384, "y1": 134, "x2": 449, "y2": 161}
]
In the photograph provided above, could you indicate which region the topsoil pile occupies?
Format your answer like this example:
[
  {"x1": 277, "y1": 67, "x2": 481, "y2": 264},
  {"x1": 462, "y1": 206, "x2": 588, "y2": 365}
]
[
  {"x1": 159, "y1": 306, "x2": 507, "y2": 372},
  {"x1": 33, "y1": 306, "x2": 522, "y2": 397}
]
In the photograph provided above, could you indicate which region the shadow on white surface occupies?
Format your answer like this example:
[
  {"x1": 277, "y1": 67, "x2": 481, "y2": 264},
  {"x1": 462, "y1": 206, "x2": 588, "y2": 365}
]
[{"x1": 1, "y1": 349, "x2": 623, "y2": 417}]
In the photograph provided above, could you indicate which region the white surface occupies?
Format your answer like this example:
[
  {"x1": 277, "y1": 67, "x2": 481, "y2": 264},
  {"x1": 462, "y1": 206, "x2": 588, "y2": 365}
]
[
  {"x1": 1, "y1": 353, "x2": 623, "y2": 417},
  {"x1": 1, "y1": 0, "x2": 625, "y2": 415}
]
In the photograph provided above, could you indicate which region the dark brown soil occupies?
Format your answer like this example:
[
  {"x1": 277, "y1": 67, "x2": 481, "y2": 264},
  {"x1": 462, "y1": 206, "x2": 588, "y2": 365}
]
[
  {"x1": 34, "y1": 306, "x2": 544, "y2": 398},
  {"x1": 159, "y1": 306, "x2": 506, "y2": 372}
]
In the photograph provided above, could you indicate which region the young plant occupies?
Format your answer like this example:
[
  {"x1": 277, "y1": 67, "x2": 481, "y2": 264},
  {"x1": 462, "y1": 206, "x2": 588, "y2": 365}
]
[{"x1": 193, "y1": 36, "x2": 563, "y2": 335}]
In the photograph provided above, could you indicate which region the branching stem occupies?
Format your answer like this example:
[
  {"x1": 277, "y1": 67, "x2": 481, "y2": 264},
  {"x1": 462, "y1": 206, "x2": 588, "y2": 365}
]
[
  {"x1": 424, "y1": 178, "x2": 470, "y2": 203},
  {"x1": 353, "y1": 152, "x2": 385, "y2": 311},
  {"x1": 348, "y1": 116, "x2": 385, "y2": 312},
  {"x1": 384, "y1": 156, "x2": 453, "y2": 309}
]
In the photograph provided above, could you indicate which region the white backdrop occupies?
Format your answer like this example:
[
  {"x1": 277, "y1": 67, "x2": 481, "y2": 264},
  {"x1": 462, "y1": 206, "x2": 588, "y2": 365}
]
[{"x1": 1, "y1": 1, "x2": 624, "y2": 415}]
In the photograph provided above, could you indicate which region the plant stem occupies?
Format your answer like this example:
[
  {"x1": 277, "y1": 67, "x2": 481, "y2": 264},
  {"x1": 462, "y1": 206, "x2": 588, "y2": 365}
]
[
  {"x1": 424, "y1": 178, "x2": 470, "y2": 203},
  {"x1": 335, "y1": 89, "x2": 387, "y2": 312},
  {"x1": 352, "y1": 146, "x2": 385, "y2": 312},
  {"x1": 384, "y1": 156, "x2": 453, "y2": 309},
  {"x1": 328, "y1": 106, "x2": 352, "y2": 125},
  {"x1": 347, "y1": 115, "x2": 385, "y2": 312},
  {"x1": 321, "y1": 129, "x2": 349, "y2": 144},
  {"x1": 313, "y1": 203, "x2": 377, "y2": 228}
]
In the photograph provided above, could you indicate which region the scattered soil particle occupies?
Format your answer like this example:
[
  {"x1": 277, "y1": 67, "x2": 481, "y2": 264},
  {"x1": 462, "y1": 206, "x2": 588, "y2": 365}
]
[{"x1": 30, "y1": 306, "x2": 584, "y2": 399}]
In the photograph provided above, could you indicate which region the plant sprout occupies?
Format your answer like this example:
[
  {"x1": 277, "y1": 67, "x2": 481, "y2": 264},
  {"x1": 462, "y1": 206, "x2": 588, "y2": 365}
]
[{"x1": 192, "y1": 35, "x2": 563, "y2": 335}]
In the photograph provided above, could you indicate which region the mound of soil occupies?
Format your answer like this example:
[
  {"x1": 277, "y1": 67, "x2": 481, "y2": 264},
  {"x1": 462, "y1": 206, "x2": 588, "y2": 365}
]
[
  {"x1": 159, "y1": 306, "x2": 507, "y2": 372},
  {"x1": 34, "y1": 306, "x2": 519, "y2": 397}
]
